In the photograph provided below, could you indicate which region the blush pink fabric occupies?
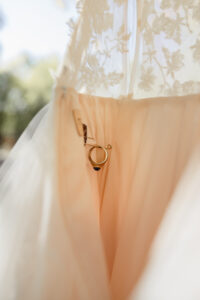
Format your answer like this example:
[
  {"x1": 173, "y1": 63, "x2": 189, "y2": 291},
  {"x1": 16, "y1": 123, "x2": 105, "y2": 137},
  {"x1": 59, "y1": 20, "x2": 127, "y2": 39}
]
[{"x1": 55, "y1": 88, "x2": 200, "y2": 300}]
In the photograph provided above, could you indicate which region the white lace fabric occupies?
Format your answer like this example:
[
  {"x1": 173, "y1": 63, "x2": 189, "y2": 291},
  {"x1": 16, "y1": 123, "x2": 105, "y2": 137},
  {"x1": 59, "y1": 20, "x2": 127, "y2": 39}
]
[
  {"x1": 0, "y1": 2, "x2": 200, "y2": 300},
  {"x1": 58, "y1": 0, "x2": 200, "y2": 99}
]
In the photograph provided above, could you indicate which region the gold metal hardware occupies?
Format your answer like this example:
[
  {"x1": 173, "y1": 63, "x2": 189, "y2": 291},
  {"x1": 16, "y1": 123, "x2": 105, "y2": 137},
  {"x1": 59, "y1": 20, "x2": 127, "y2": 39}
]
[
  {"x1": 88, "y1": 144, "x2": 112, "y2": 171},
  {"x1": 72, "y1": 109, "x2": 112, "y2": 171}
]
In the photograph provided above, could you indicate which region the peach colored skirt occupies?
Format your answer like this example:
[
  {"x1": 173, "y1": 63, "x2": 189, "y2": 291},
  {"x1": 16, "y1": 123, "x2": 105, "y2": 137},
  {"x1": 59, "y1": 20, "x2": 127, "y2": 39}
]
[
  {"x1": 1, "y1": 89, "x2": 200, "y2": 299},
  {"x1": 55, "y1": 89, "x2": 200, "y2": 300}
]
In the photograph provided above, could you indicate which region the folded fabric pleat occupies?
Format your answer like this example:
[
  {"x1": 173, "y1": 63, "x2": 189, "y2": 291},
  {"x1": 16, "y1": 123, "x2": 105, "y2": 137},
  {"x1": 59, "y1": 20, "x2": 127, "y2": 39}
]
[{"x1": 1, "y1": 88, "x2": 200, "y2": 299}]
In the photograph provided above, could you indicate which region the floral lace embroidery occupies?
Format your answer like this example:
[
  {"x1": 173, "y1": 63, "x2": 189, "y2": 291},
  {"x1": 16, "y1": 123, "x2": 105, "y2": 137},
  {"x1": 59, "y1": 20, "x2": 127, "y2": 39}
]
[
  {"x1": 139, "y1": 0, "x2": 200, "y2": 96},
  {"x1": 62, "y1": 0, "x2": 200, "y2": 98}
]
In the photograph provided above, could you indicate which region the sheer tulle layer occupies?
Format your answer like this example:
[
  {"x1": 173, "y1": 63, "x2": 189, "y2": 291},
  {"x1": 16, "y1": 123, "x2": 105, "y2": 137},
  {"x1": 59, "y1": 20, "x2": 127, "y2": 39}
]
[{"x1": 1, "y1": 89, "x2": 200, "y2": 299}]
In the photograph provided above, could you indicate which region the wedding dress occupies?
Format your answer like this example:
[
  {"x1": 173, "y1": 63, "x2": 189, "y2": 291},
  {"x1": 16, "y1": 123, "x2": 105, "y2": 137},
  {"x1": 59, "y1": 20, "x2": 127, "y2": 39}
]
[{"x1": 1, "y1": 1, "x2": 200, "y2": 299}]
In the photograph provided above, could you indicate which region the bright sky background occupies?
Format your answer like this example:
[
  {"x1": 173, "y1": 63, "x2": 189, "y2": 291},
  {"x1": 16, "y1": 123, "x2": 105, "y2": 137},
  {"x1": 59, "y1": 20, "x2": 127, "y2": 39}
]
[{"x1": 0, "y1": 0, "x2": 75, "y2": 66}]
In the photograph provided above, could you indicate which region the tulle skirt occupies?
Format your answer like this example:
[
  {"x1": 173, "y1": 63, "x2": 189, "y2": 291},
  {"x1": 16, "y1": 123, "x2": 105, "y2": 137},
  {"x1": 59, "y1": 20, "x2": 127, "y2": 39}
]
[{"x1": 1, "y1": 88, "x2": 200, "y2": 300}]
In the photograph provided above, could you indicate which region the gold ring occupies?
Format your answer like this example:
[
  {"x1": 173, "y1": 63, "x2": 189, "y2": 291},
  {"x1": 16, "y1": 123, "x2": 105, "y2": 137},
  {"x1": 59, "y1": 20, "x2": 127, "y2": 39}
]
[{"x1": 88, "y1": 145, "x2": 108, "y2": 171}]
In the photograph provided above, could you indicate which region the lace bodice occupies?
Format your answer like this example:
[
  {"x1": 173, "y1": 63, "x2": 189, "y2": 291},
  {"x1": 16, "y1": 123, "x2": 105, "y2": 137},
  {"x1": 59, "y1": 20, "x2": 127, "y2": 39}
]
[{"x1": 57, "y1": 0, "x2": 200, "y2": 100}]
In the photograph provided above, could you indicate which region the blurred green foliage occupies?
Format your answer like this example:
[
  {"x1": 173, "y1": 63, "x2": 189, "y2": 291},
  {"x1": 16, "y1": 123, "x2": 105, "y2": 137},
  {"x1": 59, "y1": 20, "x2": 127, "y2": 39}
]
[{"x1": 0, "y1": 54, "x2": 58, "y2": 147}]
